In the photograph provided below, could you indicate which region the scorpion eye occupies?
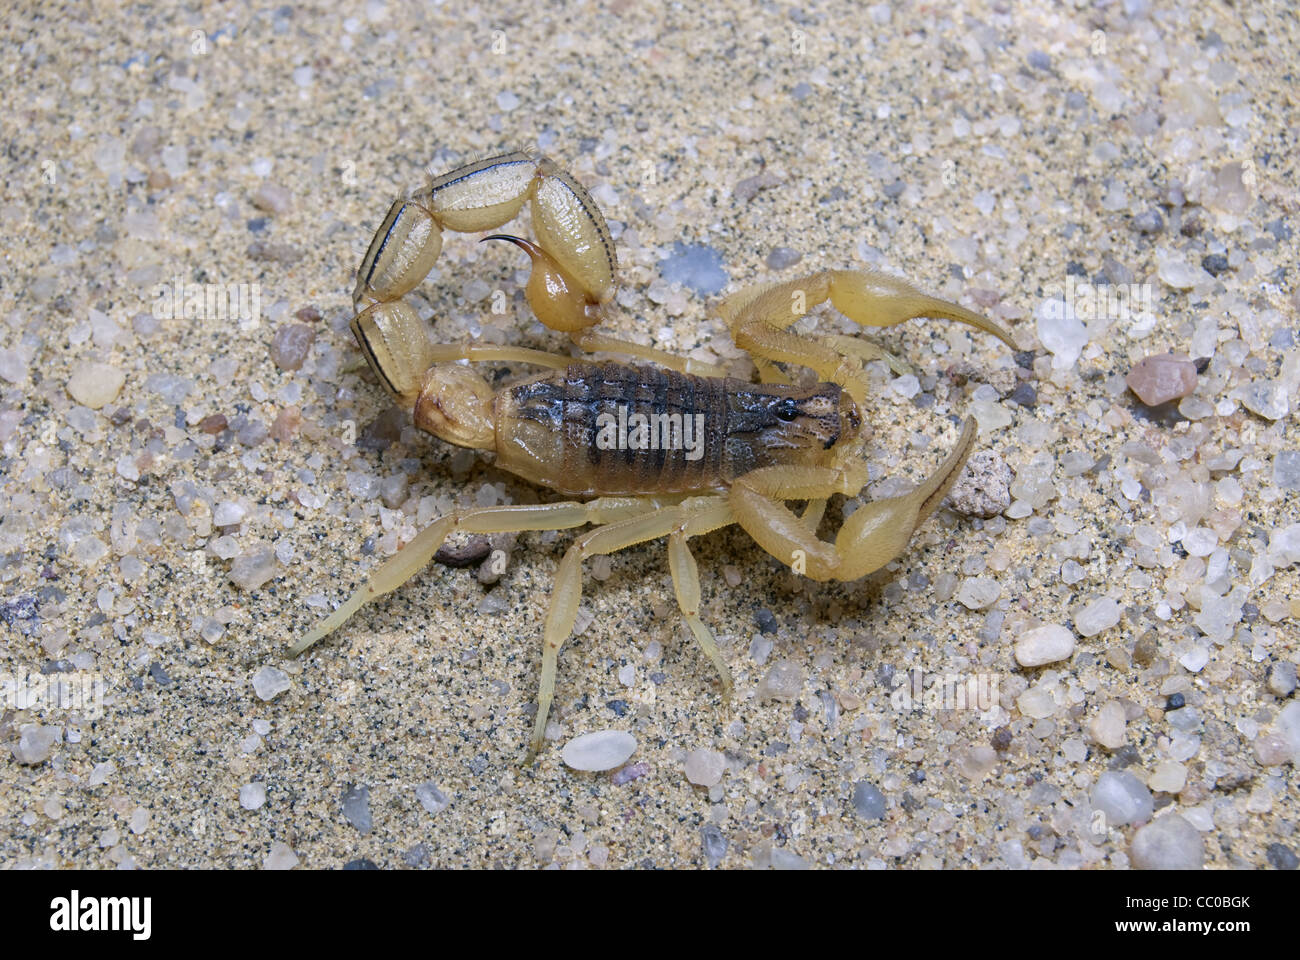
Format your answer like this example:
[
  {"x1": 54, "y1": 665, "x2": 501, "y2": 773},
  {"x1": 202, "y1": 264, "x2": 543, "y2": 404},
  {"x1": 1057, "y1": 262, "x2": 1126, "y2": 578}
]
[{"x1": 775, "y1": 397, "x2": 799, "y2": 422}]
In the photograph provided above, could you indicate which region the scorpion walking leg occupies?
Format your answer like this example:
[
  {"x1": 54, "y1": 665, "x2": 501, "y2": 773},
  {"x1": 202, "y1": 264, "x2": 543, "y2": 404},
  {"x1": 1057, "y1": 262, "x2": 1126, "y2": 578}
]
[
  {"x1": 290, "y1": 497, "x2": 657, "y2": 658},
  {"x1": 730, "y1": 418, "x2": 978, "y2": 583},
  {"x1": 666, "y1": 497, "x2": 736, "y2": 703},
  {"x1": 532, "y1": 497, "x2": 731, "y2": 760}
]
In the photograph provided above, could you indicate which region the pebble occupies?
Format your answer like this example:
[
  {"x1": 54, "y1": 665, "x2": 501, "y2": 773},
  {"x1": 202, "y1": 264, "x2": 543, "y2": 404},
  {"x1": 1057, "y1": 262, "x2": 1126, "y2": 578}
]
[
  {"x1": 561, "y1": 730, "x2": 636, "y2": 772},
  {"x1": 954, "y1": 576, "x2": 1000, "y2": 610},
  {"x1": 1274, "y1": 451, "x2": 1300, "y2": 491},
  {"x1": 1265, "y1": 844, "x2": 1298, "y2": 870},
  {"x1": 341, "y1": 784, "x2": 372, "y2": 834},
  {"x1": 765, "y1": 246, "x2": 802, "y2": 270},
  {"x1": 66, "y1": 361, "x2": 126, "y2": 409},
  {"x1": 958, "y1": 745, "x2": 997, "y2": 780},
  {"x1": 229, "y1": 547, "x2": 278, "y2": 590},
  {"x1": 213, "y1": 501, "x2": 247, "y2": 526},
  {"x1": 253, "y1": 182, "x2": 292, "y2": 215},
  {"x1": 659, "y1": 242, "x2": 729, "y2": 296},
  {"x1": 1125, "y1": 355, "x2": 1197, "y2": 406},
  {"x1": 13, "y1": 724, "x2": 59, "y2": 764},
  {"x1": 1148, "y1": 760, "x2": 1187, "y2": 793},
  {"x1": 1233, "y1": 380, "x2": 1289, "y2": 421},
  {"x1": 1089, "y1": 700, "x2": 1127, "y2": 749},
  {"x1": 1091, "y1": 771, "x2": 1153, "y2": 826},
  {"x1": 0, "y1": 347, "x2": 29, "y2": 384},
  {"x1": 948, "y1": 450, "x2": 1012, "y2": 518},
  {"x1": 269, "y1": 323, "x2": 316, "y2": 370},
  {"x1": 1273, "y1": 702, "x2": 1300, "y2": 764},
  {"x1": 1156, "y1": 258, "x2": 1200, "y2": 289},
  {"x1": 684, "y1": 748, "x2": 726, "y2": 787},
  {"x1": 1075, "y1": 596, "x2": 1121, "y2": 636},
  {"x1": 852, "y1": 781, "x2": 886, "y2": 819},
  {"x1": 1268, "y1": 661, "x2": 1297, "y2": 697},
  {"x1": 251, "y1": 665, "x2": 290, "y2": 701},
  {"x1": 415, "y1": 782, "x2": 450, "y2": 815},
  {"x1": 263, "y1": 842, "x2": 299, "y2": 870},
  {"x1": 1130, "y1": 814, "x2": 1204, "y2": 870},
  {"x1": 757, "y1": 659, "x2": 803, "y2": 700},
  {"x1": 701, "y1": 824, "x2": 727, "y2": 867},
  {"x1": 239, "y1": 782, "x2": 267, "y2": 810},
  {"x1": 1036, "y1": 299, "x2": 1088, "y2": 368},
  {"x1": 1017, "y1": 682, "x2": 1058, "y2": 720},
  {"x1": 1014, "y1": 624, "x2": 1076, "y2": 666}
]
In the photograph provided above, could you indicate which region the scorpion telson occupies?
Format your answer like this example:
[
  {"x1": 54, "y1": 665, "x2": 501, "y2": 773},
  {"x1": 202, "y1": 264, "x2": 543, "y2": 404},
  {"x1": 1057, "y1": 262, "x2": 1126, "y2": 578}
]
[{"x1": 292, "y1": 149, "x2": 1018, "y2": 761}]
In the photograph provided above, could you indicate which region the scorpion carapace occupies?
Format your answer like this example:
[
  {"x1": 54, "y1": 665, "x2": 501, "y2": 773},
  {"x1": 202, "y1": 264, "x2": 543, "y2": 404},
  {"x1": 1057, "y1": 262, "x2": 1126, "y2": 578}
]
[{"x1": 292, "y1": 149, "x2": 1018, "y2": 760}]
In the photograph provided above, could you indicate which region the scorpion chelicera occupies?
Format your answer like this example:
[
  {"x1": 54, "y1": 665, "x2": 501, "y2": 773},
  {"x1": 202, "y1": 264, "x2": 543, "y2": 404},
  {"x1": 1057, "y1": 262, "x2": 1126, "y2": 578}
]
[{"x1": 289, "y1": 150, "x2": 1017, "y2": 760}]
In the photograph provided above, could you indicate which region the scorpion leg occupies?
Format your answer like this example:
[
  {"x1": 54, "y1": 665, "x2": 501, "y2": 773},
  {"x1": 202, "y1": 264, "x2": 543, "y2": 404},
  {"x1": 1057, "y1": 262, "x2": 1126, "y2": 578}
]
[
  {"x1": 532, "y1": 497, "x2": 732, "y2": 761},
  {"x1": 667, "y1": 497, "x2": 736, "y2": 702},
  {"x1": 718, "y1": 270, "x2": 1016, "y2": 402},
  {"x1": 290, "y1": 497, "x2": 658, "y2": 658},
  {"x1": 730, "y1": 417, "x2": 978, "y2": 583}
]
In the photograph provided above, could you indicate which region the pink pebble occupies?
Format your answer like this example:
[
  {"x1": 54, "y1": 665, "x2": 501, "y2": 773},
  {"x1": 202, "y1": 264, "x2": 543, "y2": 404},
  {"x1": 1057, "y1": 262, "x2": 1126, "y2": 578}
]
[{"x1": 1125, "y1": 355, "x2": 1198, "y2": 406}]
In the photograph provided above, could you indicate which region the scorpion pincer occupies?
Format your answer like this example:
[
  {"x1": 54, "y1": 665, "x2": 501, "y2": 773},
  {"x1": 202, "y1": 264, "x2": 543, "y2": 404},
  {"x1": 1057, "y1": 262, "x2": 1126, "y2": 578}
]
[{"x1": 290, "y1": 149, "x2": 1018, "y2": 761}]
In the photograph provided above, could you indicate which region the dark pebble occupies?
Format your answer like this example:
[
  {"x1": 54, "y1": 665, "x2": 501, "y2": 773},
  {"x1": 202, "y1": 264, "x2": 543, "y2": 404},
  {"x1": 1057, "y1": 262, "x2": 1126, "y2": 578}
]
[
  {"x1": 1108, "y1": 744, "x2": 1140, "y2": 769},
  {"x1": 1132, "y1": 209, "x2": 1165, "y2": 234},
  {"x1": 246, "y1": 217, "x2": 269, "y2": 233},
  {"x1": 403, "y1": 844, "x2": 430, "y2": 868},
  {"x1": 342, "y1": 858, "x2": 380, "y2": 870},
  {"x1": 792, "y1": 702, "x2": 808, "y2": 722},
  {"x1": 755, "y1": 608, "x2": 778, "y2": 634},
  {"x1": 852, "y1": 781, "x2": 886, "y2": 820},
  {"x1": 701, "y1": 824, "x2": 728, "y2": 868},
  {"x1": 1165, "y1": 692, "x2": 1186, "y2": 710},
  {"x1": 1014, "y1": 350, "x2": 1036, "y2": 369},
  {"x1": 606, "y1": 699, "x2": 628, "y2": 717},
  {"x1": 882, "y1": 180, "x2": 905, "y2": 199},
  {"x1": 148, "y1": 662, "x2": 172, "y2": 685},
  {"x1": 1201, "y1": 253, "x2": 1230, "y2": 276},
  {"x1": 992, "y1": 726, "x2": 1013, "y2": 752},
  {"x1": 1009, "y1": 382, "x2": 1037, "y2": 407},
  {"x1": 198, "y1": 413, "x2": 228, "y2": 434},
  {"x1": 1265, "y1": 843, "x2": 1298, "y2": 870}
]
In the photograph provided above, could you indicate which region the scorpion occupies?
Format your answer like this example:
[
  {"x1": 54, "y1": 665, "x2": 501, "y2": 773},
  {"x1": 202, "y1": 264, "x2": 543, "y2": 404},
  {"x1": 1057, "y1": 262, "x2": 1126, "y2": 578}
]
[{"x1": 290, "y1": 150, "x2": 1017, "y2": 760}]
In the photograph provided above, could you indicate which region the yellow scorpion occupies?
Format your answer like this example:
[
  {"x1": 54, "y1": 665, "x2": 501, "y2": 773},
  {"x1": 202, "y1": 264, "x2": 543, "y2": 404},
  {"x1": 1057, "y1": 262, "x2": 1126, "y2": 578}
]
[{"x1": 290, "y1": 150, "x2": 1016, "y2": 760}]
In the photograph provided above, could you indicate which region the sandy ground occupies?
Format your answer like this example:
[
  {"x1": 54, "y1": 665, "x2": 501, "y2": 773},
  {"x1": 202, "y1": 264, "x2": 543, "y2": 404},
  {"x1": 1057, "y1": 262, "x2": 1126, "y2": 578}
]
[{"x1": 1, "y1": 0, "x2": 1297, "y2": 869}]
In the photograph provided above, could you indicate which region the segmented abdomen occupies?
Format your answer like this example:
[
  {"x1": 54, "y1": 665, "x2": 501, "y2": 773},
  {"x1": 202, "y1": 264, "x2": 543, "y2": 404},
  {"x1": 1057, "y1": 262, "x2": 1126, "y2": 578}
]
[{"x1": 495, "y1": 362, "x2": 728, "y2": 495}]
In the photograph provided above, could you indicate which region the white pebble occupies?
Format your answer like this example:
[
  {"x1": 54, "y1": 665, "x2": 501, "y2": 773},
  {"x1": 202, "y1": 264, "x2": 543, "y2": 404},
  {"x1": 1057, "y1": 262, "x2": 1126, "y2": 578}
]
[
  {"x1": 1089, "y1": 699, "x2": 1127, "y2": 749},
  {"x1": 561, "y1": 730, "x2": 636, "y2": 772},
  {"x1": 1014, "y1": 624, "x2": 1076, "y2": 666},
  {"x1": 1091, "y1": 771, "x2": 1152, "y2": 826},
  {"x1": 66, "y1": 361, "x2": 126, "y2": 409},
  {"x1": 1130, "y1": 814, "x2": 1204, "y2": 870},
  {"x1": 954, "y1": 576, "x2": 1000, "y2": 610},
  {"x1": 252, "y1": 666, "x2": 291, "y2": 701},
  {"x1": 239, "y1": 782, "x2": 267, "y2": 810},
  {"x1": 1075, "y1": 596, "x2": 1121, "y2": 636},
  {"x1": 1149, "y1": 761, "x2": 1187, "y2": 793},
  {"x1": 264, "y1": 842, "x2": 299, "y2": 869},
  {"x1": 684, "y1": 748, "x2": 726, "y2": 787}
]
